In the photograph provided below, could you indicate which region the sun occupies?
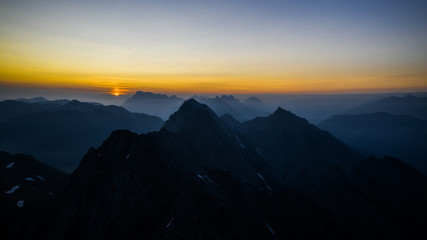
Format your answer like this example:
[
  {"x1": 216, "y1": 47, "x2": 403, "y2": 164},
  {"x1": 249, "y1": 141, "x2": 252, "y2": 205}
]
[{"x1": 111, "y1": 88, "x2": 123, "y2": 96}]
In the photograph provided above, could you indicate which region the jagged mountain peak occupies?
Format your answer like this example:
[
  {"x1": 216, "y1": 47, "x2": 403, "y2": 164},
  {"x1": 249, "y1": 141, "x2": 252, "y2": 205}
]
[
  {"x1": 182, "y1": 97, "x2": 204, "y2": 107},
  {"x1": 163, "y1": 99, "x2": 222, "y2": 133},
  {"x1": 123, "y1": 91, "x2": 185, "y2": 120},
  {"x1": 26, "y1": 96, "x2": 427, "y2": 240},
  {"x1": 272, "y1": 107, "x2": 289, "y2": 114},
  {"x1": 132, "y1": 91, "x2": 181, "y2": 100},
  {"x1": 214, "y1": 95, "x2": 240, "y2": 103},
  {"x1": 269, "y1": 107, "x2": 308, "y2": 124},
  {"x1": 170, "y1": 98, "x2": 215, "y2": 116},
  {"x1": 238, "y1": 107, "x2": 311, "y2": 134},
  {"x1": 273, "y1": 107, "x2": 286, "y2": 114},
  {"x1": 135, "y1": 90, "x2": 154, "y2": 96}
]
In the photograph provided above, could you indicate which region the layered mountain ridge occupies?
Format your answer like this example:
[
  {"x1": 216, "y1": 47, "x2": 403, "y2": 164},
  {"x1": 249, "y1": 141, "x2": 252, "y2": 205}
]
[
  {"x1": 0, "y1": 99, "x2": 164, "y2": 171},
  {"x1": 318, "y1": 92, "x2": 427, "y2": 175},
  {"x1": 37, "y1": 99, "x2": 427, "y2": 240},
  {"x1": 123, "y1": 91, "x2": 271, "y2": 121},
  {"x1": 346, "y1": 94, "x2": 427, "y2": 120},
  {"x1": 192, "y1": 95, "x2": 271, "y2": 121}
]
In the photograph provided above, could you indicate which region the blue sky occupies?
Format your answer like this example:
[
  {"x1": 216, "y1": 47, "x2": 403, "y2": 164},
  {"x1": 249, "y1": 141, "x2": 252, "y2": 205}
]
[{"x1": 0, "y1": 0, "x2": 426, "y2": 99}]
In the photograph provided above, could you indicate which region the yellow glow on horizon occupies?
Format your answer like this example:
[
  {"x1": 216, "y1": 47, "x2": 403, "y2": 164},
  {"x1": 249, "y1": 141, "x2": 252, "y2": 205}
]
[
  {"x1": 1, "y1": 68, "x2": 426, "y2": 95},
  {"x1": 1, "y1": 40, "x2": 426, "y2": 95},
  {"x1": 1, "y1": 0, "x2": 427, "y2": 97}
]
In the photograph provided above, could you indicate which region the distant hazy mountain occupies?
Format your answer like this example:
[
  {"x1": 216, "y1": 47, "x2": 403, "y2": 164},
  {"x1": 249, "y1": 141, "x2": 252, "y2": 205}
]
[
  {"x1": 37, "y1": 99, "x2": 427, "y2": 239},
  {"x1": 123, "y1": 91, "x2": 271, "y2": 121},
  {"x1": 0, "y1": 151, "x2": 68, "y2": 240},
  {"x1": 193, "y1": 95, "x2": 271, "y2": 121},
  {"x1": 319, "y1": 112, "x2": 427, "y2": 173},
  {"x1": 14, "y1": 97, "x2": 49, "y2": 103},
  {"x1": 14, "y1": 97, "x2": 101, "y2": 106},
  {"x1": 244, "y1": 96, "x2": 270, "y2": 111},
  {"x1": 0, "y1": 100, "x2": 164, "y2": 171},
  {"x1": 0, "y1": 100, "x2": 55, "y2": 123},
  {"x1": 122, "y1": 91, "x2": 185, "y2": 120},
  {"x1": 347, "y1": 94, "x2": 427, "y2": 120}
]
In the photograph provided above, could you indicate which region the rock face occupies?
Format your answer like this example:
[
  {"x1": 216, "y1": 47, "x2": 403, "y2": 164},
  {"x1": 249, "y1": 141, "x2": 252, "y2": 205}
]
[
  {"x1": 0, "y1": 151, "x2": 69, "y2": 240},
  {"x1": 0, "y1": 99, "x2": 164, "y2": 172},
  {"x1": 40, "y1": 99, "x2": 427, "y2": 240}
]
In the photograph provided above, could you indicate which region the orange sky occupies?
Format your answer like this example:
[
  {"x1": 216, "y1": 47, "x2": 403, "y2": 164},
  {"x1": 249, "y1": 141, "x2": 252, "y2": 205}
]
[{"x1": 1, "y1": 0, "x2": 427, "y2": 96}]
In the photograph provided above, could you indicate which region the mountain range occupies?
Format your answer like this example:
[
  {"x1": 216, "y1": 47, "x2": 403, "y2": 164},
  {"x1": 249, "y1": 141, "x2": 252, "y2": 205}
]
[
  {"x1": 318, "y1": 94, "x2": 427, "y2": 174},
  {"x1": 346, "y1": 94, "x2": 427, "y2": 120},
  {"x1": 122, "y1": 91, "x2": 271, "y2": 121},
  {"x1": 25, "y1": 99, "x2": 427, "y2": 240},
  {"x1": 319, "y1": 112, "x2": 427, "y2": 173},
  {"x1": 122, "y1": 91, "x2": 185, "y2": 120},
  {"x1": 192, "y1": 95, "x2": 271, "y2": 121},
  {"x1": 0, "y1": 99, "x2": 164, "y2": 171}
]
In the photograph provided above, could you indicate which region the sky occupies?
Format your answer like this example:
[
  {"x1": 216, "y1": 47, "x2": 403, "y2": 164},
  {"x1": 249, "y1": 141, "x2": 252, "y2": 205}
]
[{"x1": 1, "y1": 0, "x2": 427, "y2": 101}]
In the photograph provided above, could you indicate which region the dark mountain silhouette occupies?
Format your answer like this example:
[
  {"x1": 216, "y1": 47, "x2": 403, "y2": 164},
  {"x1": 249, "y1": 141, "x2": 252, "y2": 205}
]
[
  {"x1": 40, "y1": 100, "x2": 343, "y2": 240},
  {"x1": 123, "y1": 91, "x2": 185, "y2": 120},
  {"x1": 346, "y1": 156, "x2": 427, "y2": 236},
  {"x1": 347, "y1": 94, "x2": 427, "y2": 120},
  {"x1": 0, "y1": 99, "x2": 105, "y2": 123},
  {"x1": 234, "y1": 107, "x2": 362, "y2": 189},
  {"x1": 0, "y1": 151, "x2": 69, "y2": 240},
  {"x1": 14, "y1": 97, "x2": 100, "y2": 106},
  {"x1": 193, "y1": 95, "x2": 271, "y2": 121},
  {"x1": 37, "y1": 99, "x2": 427, "y2": 240},
  {"x1": 0, "y1": 100, "x2": 164, "y2": 172},
  {"x1": 220, "y1": 113, "x2": 241, "y2": 129},
  {"x1": 319, "y1": 112, "x2": 427, "y2": 173},
  {"x1": 0, "y1": 100, "x2": 58, "y2": 123},
  {"x1": 193, "y1": 95, "x2": 244, "y2": 120}
]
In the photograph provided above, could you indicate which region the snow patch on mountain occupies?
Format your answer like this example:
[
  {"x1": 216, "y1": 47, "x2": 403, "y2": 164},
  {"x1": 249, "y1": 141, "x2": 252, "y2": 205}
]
[
  {"x1": 257, "y1": 173, "x2": 272, "y2": 191},
  {"x1": 5, "y1": 162, "x2": 14, "y2": 169},
  {"x1": 36, "y1": 175, "x2": 45, "y2": 181},
  {"x1": 265, "y1": 222, "x2": 275, "y2": 235},
  {"x1": 16, "y1": 200, "x2": 25, "y2": 208},
  {"x1": 256, "y1": 148, "x2": 264, "y2": 157},
  {"x1": 234, "y1": 135, "x2": 246, "y2": 148},
  {"x1": 5, "y1": 185, "x2": 20, "y2": 194},
  {"x1": 166, "y1": 217, "x2": 175, "y2": 228}
]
